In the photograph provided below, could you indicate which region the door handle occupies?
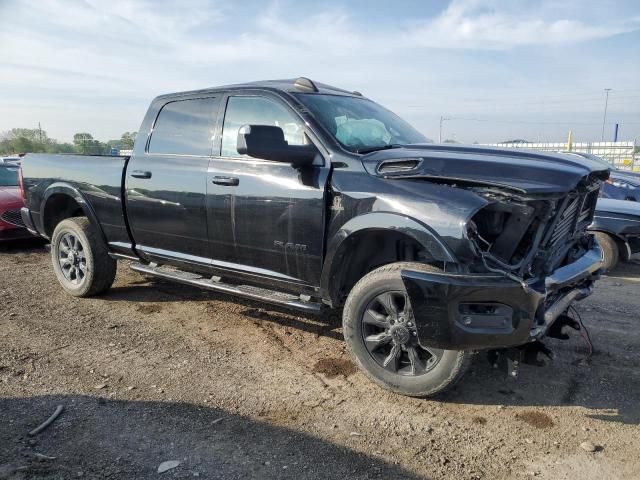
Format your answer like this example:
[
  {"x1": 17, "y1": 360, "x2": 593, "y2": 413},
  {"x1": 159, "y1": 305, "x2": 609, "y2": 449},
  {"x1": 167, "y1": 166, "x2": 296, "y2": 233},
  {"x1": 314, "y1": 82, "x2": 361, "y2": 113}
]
[
  {"x1": 212, "y1": 176, "x2": 239, "y2": 186},
  {"x1": 131, "y1": 170, "x2": 152, "y2": 179}
]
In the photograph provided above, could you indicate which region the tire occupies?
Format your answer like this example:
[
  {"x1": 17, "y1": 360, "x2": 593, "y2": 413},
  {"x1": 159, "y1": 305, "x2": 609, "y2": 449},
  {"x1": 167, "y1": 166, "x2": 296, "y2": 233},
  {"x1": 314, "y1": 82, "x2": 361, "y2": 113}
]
[
  {"x1": 343, "y1": 262, "x2": 473, "y2": 397},
  {"x1": 594, "y1": 232, "x2": 619, "y2": 272},
  {"x1": 51, "y1": 216, "x2": 117, "y2": 297}
]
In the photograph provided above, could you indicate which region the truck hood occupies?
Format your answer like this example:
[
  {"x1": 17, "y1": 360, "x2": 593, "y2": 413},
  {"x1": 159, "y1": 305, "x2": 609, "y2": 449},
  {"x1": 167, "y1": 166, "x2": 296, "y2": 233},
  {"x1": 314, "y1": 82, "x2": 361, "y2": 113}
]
[{"x1": 362, "y1": 144, "x2": 609, "y2": 194}]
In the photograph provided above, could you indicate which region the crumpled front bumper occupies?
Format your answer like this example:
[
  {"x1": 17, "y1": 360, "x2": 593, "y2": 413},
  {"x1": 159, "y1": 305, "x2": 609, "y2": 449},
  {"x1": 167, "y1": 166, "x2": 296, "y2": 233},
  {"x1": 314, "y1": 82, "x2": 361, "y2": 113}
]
[{"x1": 401, "y1": 243, "x2": 603, "y2": 350}]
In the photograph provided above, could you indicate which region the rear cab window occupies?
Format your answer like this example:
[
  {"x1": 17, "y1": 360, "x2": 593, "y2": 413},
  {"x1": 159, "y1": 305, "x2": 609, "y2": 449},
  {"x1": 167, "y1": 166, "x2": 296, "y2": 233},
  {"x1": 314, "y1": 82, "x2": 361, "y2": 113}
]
[{"x1": 148, "y1": 97, "x2": 218, "y2": 156}]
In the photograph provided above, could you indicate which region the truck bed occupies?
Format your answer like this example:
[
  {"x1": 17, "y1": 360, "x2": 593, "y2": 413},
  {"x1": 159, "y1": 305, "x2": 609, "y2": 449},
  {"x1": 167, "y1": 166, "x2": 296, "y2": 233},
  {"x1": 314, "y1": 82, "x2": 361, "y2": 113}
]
[{"x1": 21, "y1": 153, "x2": 132, "y2": 253}]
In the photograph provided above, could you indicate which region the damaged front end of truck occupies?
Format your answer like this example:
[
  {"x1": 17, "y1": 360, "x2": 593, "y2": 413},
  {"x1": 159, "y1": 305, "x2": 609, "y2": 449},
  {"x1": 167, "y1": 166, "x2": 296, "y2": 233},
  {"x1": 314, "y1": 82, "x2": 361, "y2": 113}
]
[{"x1": 362, "y1": 145, "x2": 609, "y2": 369}]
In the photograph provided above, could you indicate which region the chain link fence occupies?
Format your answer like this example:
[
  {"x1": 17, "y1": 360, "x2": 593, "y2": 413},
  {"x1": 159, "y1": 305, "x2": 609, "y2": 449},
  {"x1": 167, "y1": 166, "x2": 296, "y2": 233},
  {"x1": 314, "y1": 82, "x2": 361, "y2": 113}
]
[{"x1": 484, "y1": 141, "x2": 638, "y2": 171}]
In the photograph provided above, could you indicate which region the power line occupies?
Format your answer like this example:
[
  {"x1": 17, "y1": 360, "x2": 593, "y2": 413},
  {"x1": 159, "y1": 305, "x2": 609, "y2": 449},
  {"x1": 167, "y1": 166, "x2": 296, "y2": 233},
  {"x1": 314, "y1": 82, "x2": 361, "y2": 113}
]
[
  {"x1": 441, "y1": 117, "x2": 640, "y2": 126},
  {"x1": 406, "y1": 95, "x2": 640, "y2": 110}
]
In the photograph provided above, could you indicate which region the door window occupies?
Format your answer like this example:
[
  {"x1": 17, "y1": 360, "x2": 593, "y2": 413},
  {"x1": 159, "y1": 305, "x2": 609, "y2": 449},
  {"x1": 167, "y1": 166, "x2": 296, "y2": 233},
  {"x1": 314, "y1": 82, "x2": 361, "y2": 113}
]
[
  {"x1": 149, "y1": 97, "x2": 217, "y2": 156},
  {"x1": 221, "y1": 96, "x2": 306, "y2": 158}
]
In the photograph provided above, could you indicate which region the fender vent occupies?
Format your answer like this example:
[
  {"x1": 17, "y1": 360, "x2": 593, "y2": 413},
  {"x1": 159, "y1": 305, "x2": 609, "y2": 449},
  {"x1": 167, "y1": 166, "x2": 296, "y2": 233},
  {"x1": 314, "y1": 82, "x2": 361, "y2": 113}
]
[{"x1": 377, "y1": 158, "x2": 422, "y2": 174}]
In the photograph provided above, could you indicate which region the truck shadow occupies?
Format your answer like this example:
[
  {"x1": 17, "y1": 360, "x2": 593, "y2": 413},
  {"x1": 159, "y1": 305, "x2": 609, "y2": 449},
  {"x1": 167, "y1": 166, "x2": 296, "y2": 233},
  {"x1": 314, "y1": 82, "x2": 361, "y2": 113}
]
[
  {"x1": 105, "y1": 278, "x2": 345, "y2": 341},
  {"x1": 105, "y1": 279, "x2": 220, "y2": 303},
  {"x1": 0, "y1": 237, "x2": 47, "y2": 253},
  {"x1": 0, "y1": 394, "x2": 422, "y2": 480}
]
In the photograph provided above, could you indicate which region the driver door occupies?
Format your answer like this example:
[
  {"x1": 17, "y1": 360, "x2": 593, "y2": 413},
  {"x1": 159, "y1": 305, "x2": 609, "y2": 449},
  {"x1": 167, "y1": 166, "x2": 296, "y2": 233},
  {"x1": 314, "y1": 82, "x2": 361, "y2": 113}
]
[{"x1": 206, "y1": 93, "x2": 329, "y2": 286}]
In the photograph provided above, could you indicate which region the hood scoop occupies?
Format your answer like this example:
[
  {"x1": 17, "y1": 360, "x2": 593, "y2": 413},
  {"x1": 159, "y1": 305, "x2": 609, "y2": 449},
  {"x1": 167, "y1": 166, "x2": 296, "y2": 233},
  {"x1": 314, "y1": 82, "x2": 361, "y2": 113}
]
[{"x1": 377, "y1": 158, "x2": 422, "y2": 174}]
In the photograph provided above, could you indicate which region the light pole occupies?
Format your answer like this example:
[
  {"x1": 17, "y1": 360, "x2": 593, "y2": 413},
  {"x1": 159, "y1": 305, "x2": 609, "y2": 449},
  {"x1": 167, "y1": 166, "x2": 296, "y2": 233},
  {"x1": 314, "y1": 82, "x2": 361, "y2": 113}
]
[
  {"x1": 439, "y1": 116, "x2": 450, "y2": 143},
  {"x1": 601, "y1": 88, "x2": 612, "y2": 142}
]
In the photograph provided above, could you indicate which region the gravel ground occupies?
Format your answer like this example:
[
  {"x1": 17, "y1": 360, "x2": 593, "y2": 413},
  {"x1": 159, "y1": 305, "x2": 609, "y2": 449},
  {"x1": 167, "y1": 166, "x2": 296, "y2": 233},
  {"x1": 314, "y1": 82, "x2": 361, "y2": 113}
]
[{"x1": 1, "y1": 240, "x2": 639, "y2": 479}]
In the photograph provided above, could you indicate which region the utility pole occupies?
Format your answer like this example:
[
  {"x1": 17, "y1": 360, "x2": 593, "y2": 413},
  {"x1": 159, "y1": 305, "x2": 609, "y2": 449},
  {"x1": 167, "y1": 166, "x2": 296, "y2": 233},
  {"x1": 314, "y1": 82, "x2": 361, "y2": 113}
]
[
  {"x1": 601, "y1": 88, "x2": 612, "y2": 142},
  {"x1": 439, "y1": 116, "x2": 450, "y2": 143}
]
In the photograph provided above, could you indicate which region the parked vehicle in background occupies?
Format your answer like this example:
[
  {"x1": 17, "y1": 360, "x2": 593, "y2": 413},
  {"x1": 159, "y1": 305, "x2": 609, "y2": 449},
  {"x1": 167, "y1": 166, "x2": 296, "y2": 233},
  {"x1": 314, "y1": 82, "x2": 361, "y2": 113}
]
[
  {"x1": 0, "y1": 164, "x2": 33, "y2": 241},
  {"x1": 1, "y1": 156, "x2": 22, "y2": 166},
  {"x1": 590, "y1": 198, "x2": 640, "y2": 271},
  {"x1": 601, "y1": 172, "x2": 640, "y2": 202},
  {"x1": 567, "y1": 152, "x2": 640, "y2": 202},
  {"x1": 20, "y1": 78, "x2": 608, "y2": 397}
]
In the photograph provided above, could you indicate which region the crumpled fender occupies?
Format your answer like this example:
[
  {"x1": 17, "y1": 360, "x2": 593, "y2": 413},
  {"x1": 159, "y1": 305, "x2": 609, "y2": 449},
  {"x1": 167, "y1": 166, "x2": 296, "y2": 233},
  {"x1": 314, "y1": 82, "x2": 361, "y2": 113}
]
[{"x1": 320, "y1": 212, "x2": 457, "y2": 304}]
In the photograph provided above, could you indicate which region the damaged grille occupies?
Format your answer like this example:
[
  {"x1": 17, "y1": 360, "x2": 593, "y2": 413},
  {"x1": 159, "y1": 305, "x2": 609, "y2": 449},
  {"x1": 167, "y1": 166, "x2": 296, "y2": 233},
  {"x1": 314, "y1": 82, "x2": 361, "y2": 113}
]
[
  {"x1": 470, "y1": 178, "x2": 601, "y2": 279},
  {"x1": 0, "y1": 209, "x2": 25, "y2": 228},
  {"x1": 546, "y1": 188, "x2": 598, "y2": 249},
  {"x1": 548, "y1": 196, "x2": 580, "y2": 247}
]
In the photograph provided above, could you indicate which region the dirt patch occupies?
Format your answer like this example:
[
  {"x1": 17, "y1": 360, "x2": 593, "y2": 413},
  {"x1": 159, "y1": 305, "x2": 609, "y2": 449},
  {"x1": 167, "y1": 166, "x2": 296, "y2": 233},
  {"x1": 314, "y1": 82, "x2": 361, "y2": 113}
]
[
  {"x1": 515, "y1": 410, "x2": 554, "y2": 428},
  {"x1": 136, "y1": 304, "x2": 162, "y2": 314},
  {"x1": 312, "y1": 357, "x2": 357, "y2": 378},
  {"x1": 471, "y1": 416, "x2": 487, "y2": 425},
  {"x1": 1, "y1": 246, "x2": 640, "y2": 479}
]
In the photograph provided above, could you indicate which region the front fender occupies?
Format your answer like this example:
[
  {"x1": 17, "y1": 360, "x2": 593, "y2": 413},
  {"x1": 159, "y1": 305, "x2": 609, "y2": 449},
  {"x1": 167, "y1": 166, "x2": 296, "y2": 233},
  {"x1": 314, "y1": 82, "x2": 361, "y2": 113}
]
[{"x1": 320, "y1": 212, "x2": 457, "y2": 303}]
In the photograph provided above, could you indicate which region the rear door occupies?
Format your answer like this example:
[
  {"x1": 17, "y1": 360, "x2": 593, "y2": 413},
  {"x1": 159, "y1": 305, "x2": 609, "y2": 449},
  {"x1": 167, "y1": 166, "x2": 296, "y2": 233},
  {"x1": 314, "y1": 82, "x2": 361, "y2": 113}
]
[
  {"x1": 206, "y1": 92, "x2": 329, "y2": 286},
  {"x1": 126, "y1": 96, "x2": 219, "y2": 265}
]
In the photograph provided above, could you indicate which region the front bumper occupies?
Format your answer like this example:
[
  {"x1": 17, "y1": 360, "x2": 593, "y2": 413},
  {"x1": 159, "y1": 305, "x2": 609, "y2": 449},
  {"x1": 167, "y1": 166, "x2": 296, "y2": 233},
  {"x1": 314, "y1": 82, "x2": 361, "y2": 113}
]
[{"x1": 402, "y1": 243, "x2": 603, "y2": 350}]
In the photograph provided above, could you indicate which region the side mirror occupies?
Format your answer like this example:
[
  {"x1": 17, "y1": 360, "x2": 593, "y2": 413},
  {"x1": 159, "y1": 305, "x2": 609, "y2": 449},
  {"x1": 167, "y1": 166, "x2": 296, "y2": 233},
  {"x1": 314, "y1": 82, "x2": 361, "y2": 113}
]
[{"x1": 236, "y1": 124, "x2": 317, "y2": 167}]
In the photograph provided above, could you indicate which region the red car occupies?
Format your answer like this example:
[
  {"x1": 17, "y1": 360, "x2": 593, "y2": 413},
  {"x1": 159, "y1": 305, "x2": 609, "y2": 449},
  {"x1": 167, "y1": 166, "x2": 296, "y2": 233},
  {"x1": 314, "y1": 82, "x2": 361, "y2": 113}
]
[{"x1": 0, "y1": 164, "x2": 34, "y2": 241}]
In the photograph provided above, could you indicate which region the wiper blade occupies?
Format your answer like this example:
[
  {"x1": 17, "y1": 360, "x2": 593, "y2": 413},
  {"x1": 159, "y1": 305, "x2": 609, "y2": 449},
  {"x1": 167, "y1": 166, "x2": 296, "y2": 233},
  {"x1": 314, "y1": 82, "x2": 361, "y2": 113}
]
[{"x1": 356, "y1": 144, "x2": 404, "y2": 154}]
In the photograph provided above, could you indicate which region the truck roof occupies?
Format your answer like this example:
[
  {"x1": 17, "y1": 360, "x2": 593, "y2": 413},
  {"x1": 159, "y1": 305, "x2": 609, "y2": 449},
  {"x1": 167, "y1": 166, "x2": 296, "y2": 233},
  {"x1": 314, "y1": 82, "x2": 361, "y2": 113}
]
[{"x1": 156, "y1": 77, "x2": 363, "y2": 100}]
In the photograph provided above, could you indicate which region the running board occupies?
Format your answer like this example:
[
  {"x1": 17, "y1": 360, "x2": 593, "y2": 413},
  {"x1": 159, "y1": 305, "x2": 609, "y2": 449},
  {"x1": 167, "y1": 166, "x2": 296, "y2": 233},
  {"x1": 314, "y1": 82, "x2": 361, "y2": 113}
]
[{"x1": 129, "y1": 262, "x2": 322, "y2": 313}]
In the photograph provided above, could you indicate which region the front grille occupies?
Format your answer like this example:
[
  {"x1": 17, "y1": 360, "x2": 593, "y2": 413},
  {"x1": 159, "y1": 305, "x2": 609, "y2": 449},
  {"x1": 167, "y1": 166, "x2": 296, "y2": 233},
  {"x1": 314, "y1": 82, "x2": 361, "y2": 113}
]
[
  {"x1": 0, "y1": 209, "x2": 25, "y2": 228},
  {"x1": 578, "y1": 189, "x2": 599, "y2": 224},
  {"x1": 549, "y1": 187, "x2": 598, "y2": 248},
  {"x1": 549, "y1": 195, "x2": 580, "y2": 247}
]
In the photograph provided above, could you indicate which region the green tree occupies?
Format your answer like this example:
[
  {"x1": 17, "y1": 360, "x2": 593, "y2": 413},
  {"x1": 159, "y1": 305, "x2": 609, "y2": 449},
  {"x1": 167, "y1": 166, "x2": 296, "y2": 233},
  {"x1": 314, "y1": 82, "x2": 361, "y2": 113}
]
[
  {"x1": 12, "y1": 136, "x2": 35, "y2": 153},
  {"x1": 73, "y1": 133, "x2": 106, "y2": 155},
  {"x1": 120, "y1": 131, "x2": 137, "y2": 149},
  {"x1": 1, "y1": 128, "x2": 52, "y2": 153}
]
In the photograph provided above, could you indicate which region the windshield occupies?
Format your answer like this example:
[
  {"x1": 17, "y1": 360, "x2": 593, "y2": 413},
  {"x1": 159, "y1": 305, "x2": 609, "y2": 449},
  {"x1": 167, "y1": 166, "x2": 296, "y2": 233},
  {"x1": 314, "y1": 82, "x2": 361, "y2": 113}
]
[
  {"x1": 294, "y1": 94, "x2": 427, "y2": 153},
  {"x1": 0, "y1": 166, "x2": 19, "y2": 187}
]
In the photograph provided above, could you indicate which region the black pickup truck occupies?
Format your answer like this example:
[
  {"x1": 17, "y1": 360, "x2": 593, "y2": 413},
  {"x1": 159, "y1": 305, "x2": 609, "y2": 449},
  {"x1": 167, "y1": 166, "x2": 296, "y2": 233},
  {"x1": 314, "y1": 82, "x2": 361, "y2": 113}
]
[{"x1": 20, "y1": 78, "x2": 608, "y2": 397}]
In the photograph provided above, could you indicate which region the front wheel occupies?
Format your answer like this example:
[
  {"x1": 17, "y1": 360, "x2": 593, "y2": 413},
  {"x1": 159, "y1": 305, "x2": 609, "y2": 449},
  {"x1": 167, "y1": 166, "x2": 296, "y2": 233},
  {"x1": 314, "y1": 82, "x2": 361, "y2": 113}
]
[
  {"x1": 594, "y1": 232, "x2": 619, "y2": 272},
  {"x1": 51, "y1": 217, "x2": 117, "y2": 297},
  {"x1": 343, "y1": 262, "x2": 472, "y2": 397}
]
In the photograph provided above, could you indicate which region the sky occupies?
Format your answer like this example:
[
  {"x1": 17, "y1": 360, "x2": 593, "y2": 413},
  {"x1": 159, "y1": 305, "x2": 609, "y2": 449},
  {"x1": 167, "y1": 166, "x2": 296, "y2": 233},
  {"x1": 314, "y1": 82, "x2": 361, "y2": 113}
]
[{"x1": 0, "y1": 0, "x2": 639, "y2": 144}]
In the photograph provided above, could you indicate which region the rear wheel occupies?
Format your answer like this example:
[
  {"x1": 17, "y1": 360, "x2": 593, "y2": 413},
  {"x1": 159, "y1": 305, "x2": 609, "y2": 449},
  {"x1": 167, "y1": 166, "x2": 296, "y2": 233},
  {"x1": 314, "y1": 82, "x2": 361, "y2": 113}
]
[
  {"x1": 594, "y1": 232, "x2": 619, "y2": 272},
  {"x1": 343, "y1": 262, "x2": 472, "y2": 397},
  {"x1": 51, "y1": 217, "x2": 117, "y2": 297}
]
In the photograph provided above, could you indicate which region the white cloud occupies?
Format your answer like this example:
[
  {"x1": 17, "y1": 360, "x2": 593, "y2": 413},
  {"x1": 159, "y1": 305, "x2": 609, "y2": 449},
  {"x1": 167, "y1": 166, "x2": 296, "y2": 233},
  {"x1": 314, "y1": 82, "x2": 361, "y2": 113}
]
[
  {"x1": 0, "y1": 0, "x2": 638, "y2": 143},
  {"x1": 403, "y1": 0, "x2": 640, "y2": 49}
]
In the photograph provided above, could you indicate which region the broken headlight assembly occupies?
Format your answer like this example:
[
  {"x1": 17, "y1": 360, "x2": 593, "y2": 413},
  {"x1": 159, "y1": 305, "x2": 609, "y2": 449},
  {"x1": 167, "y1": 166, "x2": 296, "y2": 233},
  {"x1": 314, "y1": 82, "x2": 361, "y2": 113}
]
[{"x1": 467, "y1": 196, "x2": 555, "y2": 282}]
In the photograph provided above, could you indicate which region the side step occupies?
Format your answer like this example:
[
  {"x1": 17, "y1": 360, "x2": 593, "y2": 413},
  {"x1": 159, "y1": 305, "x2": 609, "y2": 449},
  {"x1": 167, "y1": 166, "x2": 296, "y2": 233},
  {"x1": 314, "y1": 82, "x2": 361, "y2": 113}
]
[{"x1": 129, "y1": 262, "x2": 322, "y2": 313}]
